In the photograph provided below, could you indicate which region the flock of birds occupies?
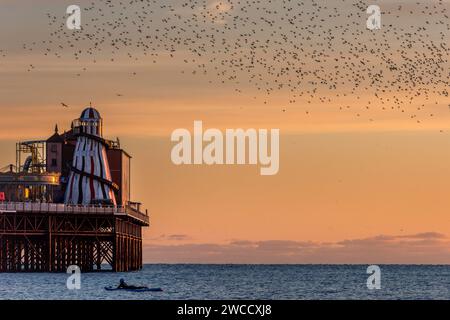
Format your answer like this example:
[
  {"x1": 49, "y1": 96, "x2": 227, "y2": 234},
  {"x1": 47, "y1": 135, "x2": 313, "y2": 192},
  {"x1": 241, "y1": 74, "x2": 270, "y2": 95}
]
[{"x1": 1, "y1": 0, "x2": 449, "y2": 124}]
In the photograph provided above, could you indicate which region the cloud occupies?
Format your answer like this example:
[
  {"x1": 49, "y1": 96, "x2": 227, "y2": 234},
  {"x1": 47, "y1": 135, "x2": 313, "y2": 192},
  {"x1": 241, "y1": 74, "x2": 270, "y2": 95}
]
[
  {"x1": 143, "y1": 232, "x2": 450, "y2": 264},
  {"x1": 148, "y1": 234, "x2": 192, "y2": 241},
  {"x1": 397, "y1": 232, "x2": 446, "y2": 239},
  {"x1": 166, "y1": 234, "x2": 192, "y2": 241}
]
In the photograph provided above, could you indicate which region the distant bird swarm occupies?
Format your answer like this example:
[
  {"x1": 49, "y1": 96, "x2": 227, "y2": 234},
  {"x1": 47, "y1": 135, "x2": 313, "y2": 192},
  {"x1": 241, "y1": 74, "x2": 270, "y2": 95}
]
[{"x1": 5, "y1": 0, "x2": 450, "y2": 122}]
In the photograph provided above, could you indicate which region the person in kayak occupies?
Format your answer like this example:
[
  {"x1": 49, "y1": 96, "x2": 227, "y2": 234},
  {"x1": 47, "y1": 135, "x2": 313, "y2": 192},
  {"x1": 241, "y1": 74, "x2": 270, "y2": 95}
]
[{"x1": 117, "y1": 279, "x2": 148, "y2": 290}]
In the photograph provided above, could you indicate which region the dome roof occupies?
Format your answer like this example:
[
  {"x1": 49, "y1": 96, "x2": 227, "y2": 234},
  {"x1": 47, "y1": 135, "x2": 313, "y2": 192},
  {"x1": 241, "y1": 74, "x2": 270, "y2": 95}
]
[{"x1": 80, "y1": 107, "x2": 101, "y2": 121}]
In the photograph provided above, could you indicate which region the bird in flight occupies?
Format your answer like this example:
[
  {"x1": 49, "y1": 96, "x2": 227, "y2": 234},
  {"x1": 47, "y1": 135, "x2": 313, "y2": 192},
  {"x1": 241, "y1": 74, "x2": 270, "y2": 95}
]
[{"x1": 61, "y1": 103, "x2": 69, "y2": 108}]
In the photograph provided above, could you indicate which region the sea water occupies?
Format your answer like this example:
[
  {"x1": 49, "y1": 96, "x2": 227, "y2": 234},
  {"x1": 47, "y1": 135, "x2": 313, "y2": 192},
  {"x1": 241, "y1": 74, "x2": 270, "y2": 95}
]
[{"x1": 0, "y1": 264, "x2": 449, "y2": 300}]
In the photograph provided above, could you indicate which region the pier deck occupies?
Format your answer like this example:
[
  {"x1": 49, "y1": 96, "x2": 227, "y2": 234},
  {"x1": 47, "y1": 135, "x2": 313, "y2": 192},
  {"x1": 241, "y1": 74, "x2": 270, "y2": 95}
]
[{"x1": 0, "y1": 202, "x2": 149, "y2": 272}]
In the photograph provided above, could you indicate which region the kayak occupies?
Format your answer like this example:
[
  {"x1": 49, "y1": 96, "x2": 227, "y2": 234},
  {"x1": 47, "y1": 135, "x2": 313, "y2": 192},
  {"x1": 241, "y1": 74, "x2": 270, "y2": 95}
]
[{"x1": 105, "y1": 286, "x2": 163, "y2": 292}]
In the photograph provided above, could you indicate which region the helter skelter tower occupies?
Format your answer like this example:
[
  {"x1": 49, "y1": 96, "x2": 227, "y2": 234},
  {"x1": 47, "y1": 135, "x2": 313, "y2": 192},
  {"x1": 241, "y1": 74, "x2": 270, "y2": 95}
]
[
  {"x1": 65, "y1": 107, "x2": 117, "y2": 205},
  {"x1": 0, "y1": 106, "x2": 148, "y2": 272}
]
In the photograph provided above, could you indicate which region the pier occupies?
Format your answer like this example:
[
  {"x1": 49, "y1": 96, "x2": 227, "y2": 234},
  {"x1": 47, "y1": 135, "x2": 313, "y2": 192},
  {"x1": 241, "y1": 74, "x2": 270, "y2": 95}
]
[
  {"x1": 0, "y1": 107, "x2": 149, "y2": 272},
  {"x1": 0, "y1": 202, "x2": 148, "y2": 272}
]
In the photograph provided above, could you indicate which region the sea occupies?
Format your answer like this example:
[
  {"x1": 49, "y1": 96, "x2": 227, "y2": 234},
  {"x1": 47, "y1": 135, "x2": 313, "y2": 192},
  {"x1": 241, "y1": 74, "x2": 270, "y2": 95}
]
[{"x1": 0, "y1": 264, "x2": 449, "y2": 300}]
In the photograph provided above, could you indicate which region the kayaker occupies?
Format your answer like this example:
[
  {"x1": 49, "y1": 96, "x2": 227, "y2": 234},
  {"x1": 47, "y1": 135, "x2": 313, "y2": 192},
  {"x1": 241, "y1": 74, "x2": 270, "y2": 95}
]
[
  {"x1": 117, "y1": 279, "x2": 128, "y2": 289},
  {"x1": 117, "y1": 279, "x2": 147, "y2": 290}
]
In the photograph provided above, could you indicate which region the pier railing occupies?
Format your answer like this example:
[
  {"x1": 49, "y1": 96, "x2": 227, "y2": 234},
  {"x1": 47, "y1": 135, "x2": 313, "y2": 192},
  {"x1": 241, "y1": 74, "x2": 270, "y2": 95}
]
[{"x1": 0, "y1": 202, "x2": 149, "y2": 225}]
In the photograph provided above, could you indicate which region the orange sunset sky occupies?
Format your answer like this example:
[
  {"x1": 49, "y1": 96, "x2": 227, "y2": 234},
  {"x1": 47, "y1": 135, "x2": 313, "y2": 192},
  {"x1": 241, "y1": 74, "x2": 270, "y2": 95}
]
[{"x1": 0, "y1": 0, "x2": 449, "y2": 263}]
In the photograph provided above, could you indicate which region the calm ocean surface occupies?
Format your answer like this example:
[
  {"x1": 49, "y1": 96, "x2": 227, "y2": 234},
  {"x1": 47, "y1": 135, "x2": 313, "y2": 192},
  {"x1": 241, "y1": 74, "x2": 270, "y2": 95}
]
[{"x1": 0, "y1": 264, "x2": 449, "y2": 300}]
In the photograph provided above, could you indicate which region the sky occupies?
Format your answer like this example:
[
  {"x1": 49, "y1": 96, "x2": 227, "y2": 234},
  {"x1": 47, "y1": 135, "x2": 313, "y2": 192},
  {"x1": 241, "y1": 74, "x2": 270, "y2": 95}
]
[{"x1": 0, "y1": 0, "x2": 449, "y2": 263}]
